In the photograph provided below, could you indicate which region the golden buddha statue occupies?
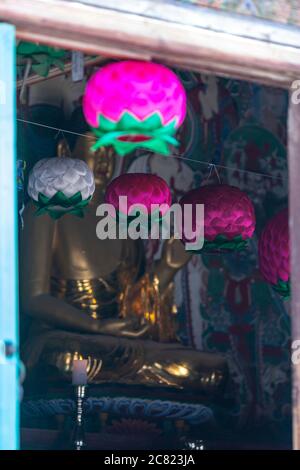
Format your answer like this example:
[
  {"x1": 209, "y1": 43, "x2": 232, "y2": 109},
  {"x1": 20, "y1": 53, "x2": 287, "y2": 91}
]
[{"x1": 20, "y1": 133, "x2": 227, "y2": 395}]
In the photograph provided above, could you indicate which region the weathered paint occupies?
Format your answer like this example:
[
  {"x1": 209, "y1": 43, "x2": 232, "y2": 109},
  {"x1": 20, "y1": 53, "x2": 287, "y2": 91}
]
[{"x1": 180, "y1": 1, "x2": 300, "y2": 27}]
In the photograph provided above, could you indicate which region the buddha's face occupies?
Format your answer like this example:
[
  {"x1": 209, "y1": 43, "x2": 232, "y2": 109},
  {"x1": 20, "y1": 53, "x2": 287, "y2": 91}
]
[{"x1": 72, "y1": 132, "x2": 116, "y2": 189}]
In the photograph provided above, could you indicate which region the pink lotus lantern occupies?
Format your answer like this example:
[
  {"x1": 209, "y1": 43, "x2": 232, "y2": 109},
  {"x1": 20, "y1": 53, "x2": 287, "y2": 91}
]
[
  {"x1": 179, "y1": 184, "x2": 256, "y2": 253},
  {"x1": 105, "y1": 173, "x2": 171, "y2": 222},
  {"x1": 258, "y1": 208, "x2": 289, "y2": 299},
  {"x1": 83, "y1": 61, "x2": 186, "y2": 156}
]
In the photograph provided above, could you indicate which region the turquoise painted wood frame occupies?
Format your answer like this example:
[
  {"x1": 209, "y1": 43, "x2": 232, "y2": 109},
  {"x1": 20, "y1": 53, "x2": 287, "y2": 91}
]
[{"x1": 0, "y1": 24, "x2": 19, "y2": 450}]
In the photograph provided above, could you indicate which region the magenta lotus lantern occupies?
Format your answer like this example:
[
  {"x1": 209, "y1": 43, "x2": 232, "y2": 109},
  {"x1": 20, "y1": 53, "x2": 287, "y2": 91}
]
[
  {"x1": 258, "y1": 208, "x2": 289, "y2": 299},
  {"x1": 105, "y1": 173, "x2": 171, "y2": 222},
  {"x1": 83, "y1": 61, "x2": 186, "y2": 156},
  {"x1": 179, "y1": 184, "x2": 256, "y2": 253}
]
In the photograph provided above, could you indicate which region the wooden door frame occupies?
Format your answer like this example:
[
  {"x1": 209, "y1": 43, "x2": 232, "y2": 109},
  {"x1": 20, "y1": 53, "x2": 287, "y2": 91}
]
[{"x1": 1, "y1": 0, "x2": 300, "y2": 449}]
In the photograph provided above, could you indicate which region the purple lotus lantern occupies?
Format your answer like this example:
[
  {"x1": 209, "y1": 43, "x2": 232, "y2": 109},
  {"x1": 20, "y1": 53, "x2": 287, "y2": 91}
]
[
  {"x1": 83, "y1": 61, "x2": 187, "y2": 156},
  {"x1": 179, "y1": 184, "x2": 256, "y2": 253},
  {"x1": 105, "y1": 173, "x2": 172, "y2": 222},
  {"x1": 258, "y1": 208, "x2": 290, "y2": 299}
]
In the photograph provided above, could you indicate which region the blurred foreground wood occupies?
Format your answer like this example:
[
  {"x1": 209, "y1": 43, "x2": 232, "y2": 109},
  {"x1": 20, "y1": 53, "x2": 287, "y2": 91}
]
[{"x1": 1, "y1": 0, "x2": 300, "y2": 88}]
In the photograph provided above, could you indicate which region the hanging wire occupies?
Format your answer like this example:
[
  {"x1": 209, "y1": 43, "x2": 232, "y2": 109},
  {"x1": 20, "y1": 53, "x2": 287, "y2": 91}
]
[
  {"x1": 204, "y1": 163, "x2": 222, "y2": 184},
  {"x1": 17, "y1": 118, "x2": 88, "y2": 138},
  {"x1": 16, "y1": 117, "x2": 288, "y2": 182}
]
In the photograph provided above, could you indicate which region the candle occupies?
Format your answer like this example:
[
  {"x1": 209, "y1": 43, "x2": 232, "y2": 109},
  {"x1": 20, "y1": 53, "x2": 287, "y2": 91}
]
[{"x1": 72, "y1": 359, "x2": 88, "y2": 385}]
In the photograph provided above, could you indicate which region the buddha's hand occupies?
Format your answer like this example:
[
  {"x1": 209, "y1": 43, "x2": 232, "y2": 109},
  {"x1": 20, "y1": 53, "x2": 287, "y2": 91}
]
[
  {"x1": 161, "y1": 237, "x2": 192, "y2": 270},
  {"x1": 91, "y1": 316, "x2": 150, "y2": 338},
  {"x1": 154, "y1": 238, "x2": 192, "y2": 293}
]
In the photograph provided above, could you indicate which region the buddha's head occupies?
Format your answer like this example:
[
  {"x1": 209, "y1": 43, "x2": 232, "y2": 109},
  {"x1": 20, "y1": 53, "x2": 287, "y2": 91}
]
[
  {"x1": 73, "y1": 132, "x2": 115, "y2": 188},
  {"x1": 58, "y1": 132, "x2": 116, "y2": 191},
  {"x1": 58, "y1": 106, "x2": 116, "y2": 191}
]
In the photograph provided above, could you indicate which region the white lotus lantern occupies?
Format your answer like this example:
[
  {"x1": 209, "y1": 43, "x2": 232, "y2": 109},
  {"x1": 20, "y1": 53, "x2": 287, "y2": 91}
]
[{"x1": 28, "y1": 157, "x2": 95, "y2": 219}]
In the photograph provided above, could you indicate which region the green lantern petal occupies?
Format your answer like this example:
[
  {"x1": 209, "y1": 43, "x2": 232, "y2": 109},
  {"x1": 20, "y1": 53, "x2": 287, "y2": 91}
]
[
  {"x1": 38, "y1": 192, "x2": 50, "y2": 206},
  {"x1": 34, "y1": 191, "x2": 91, "y2": 219},
  {"x1": 272, "y1": 279, "x2": 290, "y2": 299},
  {"x1": 91, "y1": 113, "x2": 178, "y2": 156},
  {"x1": 97, "y1": 115, "x2": 119, "y2": 132},
  {"x1": 116, "y1": 209, "x2": 166, "y2": 224},
  {"x1": 185, "y1": 234, "x2": 249, "y2": 254}
]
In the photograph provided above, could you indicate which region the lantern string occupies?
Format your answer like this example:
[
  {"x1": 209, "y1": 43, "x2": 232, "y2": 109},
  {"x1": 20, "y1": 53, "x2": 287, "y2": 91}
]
[
  {"x1": 16, "y1": 117, "x2": 288, "y2": 182},
  {"x1": 205, "y1": 163, "x2": 214, "y2": 182},
  {"x1": 55, "y1": 129, "x2": 72, "y2": 157},
  {"x1": 204, "y1": 163, "x2": 222, "y2": 184},
  {"x1": 54, "y1": 128, "x2": 63, "y2": 139}
]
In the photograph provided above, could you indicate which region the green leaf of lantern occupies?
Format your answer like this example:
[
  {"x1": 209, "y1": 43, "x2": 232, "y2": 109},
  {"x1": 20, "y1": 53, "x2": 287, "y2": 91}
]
[
  {"x1": 34, "y1": 191, "x2": 91, "y2": 219},
  {"x1": 185, "y1": 234, "x2": 249, "y2": 254},
  {"x1": 272, "y1": 278, "x2": 290, "y2": 300},
  {"x1": 91, "y1": 112, "x2": 179, "y2": 156}
]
